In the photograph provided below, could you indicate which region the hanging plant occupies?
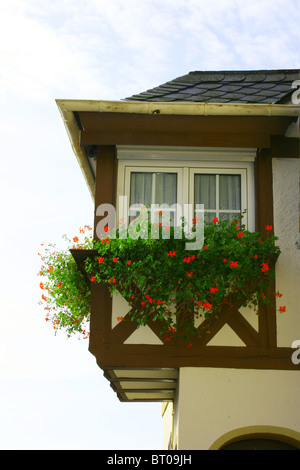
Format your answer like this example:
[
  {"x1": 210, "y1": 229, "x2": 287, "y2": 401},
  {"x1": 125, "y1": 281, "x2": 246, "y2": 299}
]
[
  {"x1": 38, "y1": 215, "x2": 284, "y2": 340},
  {"x1": 38, "y1": 227, "x2": 93, "y2": 339}
]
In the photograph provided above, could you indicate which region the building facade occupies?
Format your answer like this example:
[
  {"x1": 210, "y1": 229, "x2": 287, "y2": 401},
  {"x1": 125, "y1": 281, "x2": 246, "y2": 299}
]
[{"x1": 57, "y1": 70, "x2": 300, "y2": 450}]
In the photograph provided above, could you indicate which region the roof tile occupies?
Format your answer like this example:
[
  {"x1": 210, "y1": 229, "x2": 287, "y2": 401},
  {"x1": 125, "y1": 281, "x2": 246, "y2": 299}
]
[{"x1": 125, "y1": 69, "x2": 299, "y2": 104}]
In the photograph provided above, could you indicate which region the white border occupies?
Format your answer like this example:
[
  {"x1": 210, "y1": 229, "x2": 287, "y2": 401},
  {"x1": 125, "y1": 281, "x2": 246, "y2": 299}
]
[{"x1": 117, "y1": 146, "x2": 256, "y2": 162}]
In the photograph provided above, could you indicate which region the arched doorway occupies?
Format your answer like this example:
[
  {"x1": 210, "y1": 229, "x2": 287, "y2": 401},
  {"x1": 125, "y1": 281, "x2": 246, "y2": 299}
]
[
  {"x1": 221, "y1": 438, "x2": 298, "y2": 450},
  {"x1": 210, "y1": 426, "x2": 300, "y2": 450}
]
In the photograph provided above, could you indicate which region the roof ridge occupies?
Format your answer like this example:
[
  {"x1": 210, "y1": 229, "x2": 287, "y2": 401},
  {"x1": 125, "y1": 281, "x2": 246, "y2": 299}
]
[{"x1": 188, "y1": 69, "x2": 299, "y2": 73}]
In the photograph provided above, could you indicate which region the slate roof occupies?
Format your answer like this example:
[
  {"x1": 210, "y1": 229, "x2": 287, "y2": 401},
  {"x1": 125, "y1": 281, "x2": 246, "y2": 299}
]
[{"x1": 125, "y1": 70, "x2": 300, "y2": 104}]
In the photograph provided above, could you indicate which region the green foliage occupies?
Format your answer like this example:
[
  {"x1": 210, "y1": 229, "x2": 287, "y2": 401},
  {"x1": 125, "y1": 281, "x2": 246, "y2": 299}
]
[
  {"x1": 38, "y1": 228, "x2": 93, "y2": 339},
  {"x1": 38, "y1": 216, "x2": 284, "y2": 339}
]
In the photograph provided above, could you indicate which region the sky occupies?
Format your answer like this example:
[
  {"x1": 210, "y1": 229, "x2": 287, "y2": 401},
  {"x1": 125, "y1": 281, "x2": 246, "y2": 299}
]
[{"x1": 0, "y1": 0, "x2": 299, "y2": 451}]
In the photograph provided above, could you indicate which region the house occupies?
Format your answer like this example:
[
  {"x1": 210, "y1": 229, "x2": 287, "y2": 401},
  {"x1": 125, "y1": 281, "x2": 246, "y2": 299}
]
[{"x1": 56, "y1": 70, "x2": 300, "y2": 450}]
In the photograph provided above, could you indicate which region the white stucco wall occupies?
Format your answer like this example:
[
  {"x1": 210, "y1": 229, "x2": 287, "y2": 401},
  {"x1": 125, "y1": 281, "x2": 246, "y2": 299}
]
[
  {"x1": 173, "y1": 367, "x2": 300, "y2": 450},
  {"x1": 272, "y1": 158, "x2": 300, "y2": 346}
]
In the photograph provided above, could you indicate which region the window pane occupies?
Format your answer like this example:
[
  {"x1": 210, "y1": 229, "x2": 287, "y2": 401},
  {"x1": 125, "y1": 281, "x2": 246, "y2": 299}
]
[
  {"x1": 130, "y1": 172, "x2": 152, "y2": 206},
  {"x1": 155, "y1": 173, "x2": 177, "y2": 206},
  {"x1": 219, "y1": 175, "x2": 241, "y2": 211},
  {"x1": 194, "y1": 174, "x2": 216, "y2": 210},
  {"x1": 205, "y1": 212, "x2": 217, "y2": 223},
  {"x1": 219, "y1": 212, "x2": 240, "y2": 223}
]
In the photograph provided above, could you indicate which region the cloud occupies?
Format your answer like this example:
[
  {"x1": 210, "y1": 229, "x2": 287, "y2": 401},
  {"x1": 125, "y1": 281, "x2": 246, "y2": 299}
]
[
  {"x1": 0, "y1": 1, "x2": 115, "y2": 101},
  {"x1": 179, "y1": 0, "x2": 300, "y2": 70},
  {"x1": 1, "y1": 0, "x2": 298, "y2": 105}
]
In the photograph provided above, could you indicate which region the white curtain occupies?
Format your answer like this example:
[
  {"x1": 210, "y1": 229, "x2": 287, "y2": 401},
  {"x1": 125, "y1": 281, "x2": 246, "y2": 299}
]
[
  {"x1": 130, "y1": 172, "x2": 153, "y2": 206},
  {"x1": 130, "y1": 172, "x2": 177, "y2": 206},
  {"x1": 219, "y1": 175, "x2": 241, "y2": 211},
  {"x1": 194, "y1": 174, "x2": 241, "y2": 222}
]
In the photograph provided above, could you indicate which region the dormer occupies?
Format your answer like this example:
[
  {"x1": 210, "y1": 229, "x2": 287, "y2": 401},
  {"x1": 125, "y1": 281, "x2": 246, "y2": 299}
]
[{"x1": 56, "y1": 70, "x2": 300, "y2": 417}]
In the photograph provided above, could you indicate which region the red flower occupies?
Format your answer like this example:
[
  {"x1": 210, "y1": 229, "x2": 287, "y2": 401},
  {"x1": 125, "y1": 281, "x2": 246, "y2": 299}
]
[
  {"x1": 279, "y1": 306, "x2": 286, "y2": 313},
  {"x1": 183, "y1": 255, "x2": 195, "y2": 263},
  {"x1": 73, "y1": 236, "x2": 79, "y2": 243},
  {"x1": 167, "y1": 251, "x2": 176, "y2": 257},
  {"x1": 230, "y1": 261, "x2": 238, "y2": 268},
  {"x1": 112, "y1": 257, "x2": 118, "y2": 263},
  {"x1": 157, "y1": 210, "x2": 163, "y2": 215},
  {"x1": 265, "y1": 225, "x2": 273, "y2": 231},
  {"x1": 90, "y1": 276, "x2": 96, "y2": 282},
  {"x1": 155, "y1": 222, "x2": 162, "y2": 227},
  {"x1": 98, "y1": 257, "x2": 104, "y2": 264},
  {"x1": 141, "y1": 301, "x2": 147, "y2": 306},
  {"x1": 131, "y1": 295, "x2": 135, "y2": 299},
  {"x1": 57, "y1": 282, "x2": 62, "y2": 288},
  {"x1": 223, "y1": 258, "x2": 227, "y2": 263},
  {"x1": 193, "y1": 216, "x2": 200, "y2": 224},
  {"x1": 40, "y1": 282, "x2": 44, "y2": 290},
  {"x1": 202, "y1": 245, "x2": 208, "y2": 251},
  {"x1": 260, "y1": 263, "x2": 269, "y2": 273},
  {"x1": 275, "y1": 292, "x2": 283, "y2": 298},
  {"x1": 42, "y1": 295, "x2": 47, "y2": 301},
  {"x1": 127, "y1": 260, "x2": 131, "y2": 265},
  {"x1": 203, "y1": 302, "x2": 213, "y2": 310},
  {"x1": 210, "y1": 287, "x2": 219, "y2": 293},
  {"x1": 187, "y1": 343, "x2": 193, "y2": 349},
  {"x1": 213, "y1": 217, "x2": 219, "y2": 224},
  {"x1": 104, "y1": 226, "x2": 110, "y2": 233},
  {"x1": 237, "y1": 231, "x2": 244, "y2": 238},
  {"x1": 186, "y1": 272, "x2": 193, "y2": 277}
]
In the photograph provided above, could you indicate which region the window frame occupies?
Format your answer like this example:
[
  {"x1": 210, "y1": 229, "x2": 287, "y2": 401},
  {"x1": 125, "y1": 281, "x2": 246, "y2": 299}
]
[
  {"x1": 117, "y1": 147, "x2": 255, "y2": 231},
  {"x1": 122, "y1": 164, "x2": 184, "y2": 226},
  {"x1": 190, "y1": 166, "x2": 249, "y2": 227}
]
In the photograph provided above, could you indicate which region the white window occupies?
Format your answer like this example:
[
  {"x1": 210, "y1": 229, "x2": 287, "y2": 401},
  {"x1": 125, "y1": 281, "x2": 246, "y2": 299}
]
[
  {"x1": 117, "y1": 147, "x2": 255, "y2": 230},
  {"x1": 122, "y1": 165, "x2": 184, "y2": 225},
  {"x1": 190, "y1": 168, "x2": 247, "y2": 223}
]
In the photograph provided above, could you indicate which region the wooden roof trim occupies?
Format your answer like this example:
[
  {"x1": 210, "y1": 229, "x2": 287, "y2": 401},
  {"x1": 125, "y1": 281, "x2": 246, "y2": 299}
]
[
  {"x1": 56, "y1": 104, "x2": 95, "y2": 199},
  {"x1": 56, "y1": 99, "x2": 300, "y2": 117}
]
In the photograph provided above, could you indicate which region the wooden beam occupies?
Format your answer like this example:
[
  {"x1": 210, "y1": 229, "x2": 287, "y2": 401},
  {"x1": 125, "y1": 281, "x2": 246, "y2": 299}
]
[
  {"x1": 79, "y1": 113, "x2": 292, "y2": 148},
  {"x1": 93, "y1": 145, "x2": 117, "y2": 240},
  {"x1": 227, "y1": 312, "x2": 261, "y2": 347},
  {"x1": 270, "y1": 136, "x2": 300, "y2": 158},
  {"x1": 80, "y1": 130, "x2": 270, "y2": 148},
  {"x1": 89, "y1": 282, "x2": 112, "y2": 354},
  {"x1": 78, "y1": 112, "x2": 291, "y2": 135},
  {"x1": 89, "y1": 146, "x2": 117, "y2": 356},
  {"x1": 92, "y1": 344, "x2": 299, "y2": 371},
  {"x1": 258, "y1": 280, "x2": 277, "y2": 348},
  {"x1": 255, "y1": 148, "x2": 274, "y2": 233}
]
